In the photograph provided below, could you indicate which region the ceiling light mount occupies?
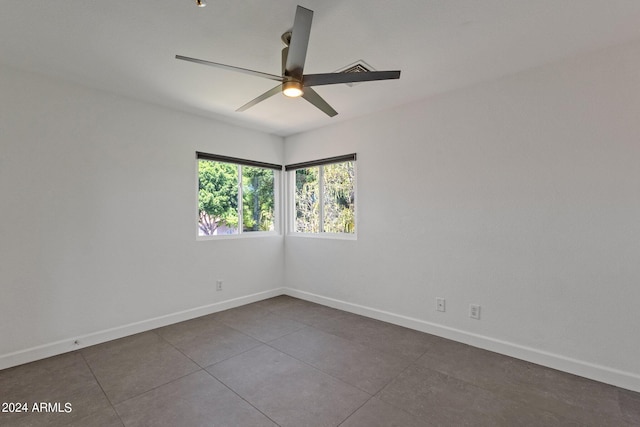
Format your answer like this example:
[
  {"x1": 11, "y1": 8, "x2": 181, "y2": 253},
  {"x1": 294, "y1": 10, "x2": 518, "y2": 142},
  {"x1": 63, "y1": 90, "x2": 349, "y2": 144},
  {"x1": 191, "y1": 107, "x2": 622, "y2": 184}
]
[
  {"x1": 282, "y1": 80, "x2": 303, "y2": 98},
  {"x1": 196, "y1": 0, "x2": 206, "y2": 7}
]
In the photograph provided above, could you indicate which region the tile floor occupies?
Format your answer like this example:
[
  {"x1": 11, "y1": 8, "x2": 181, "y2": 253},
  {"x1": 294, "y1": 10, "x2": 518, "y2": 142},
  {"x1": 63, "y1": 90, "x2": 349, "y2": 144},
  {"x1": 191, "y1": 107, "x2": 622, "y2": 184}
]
[{"x1": 1, "y1": 296, "x2": 639, "y2": 426}]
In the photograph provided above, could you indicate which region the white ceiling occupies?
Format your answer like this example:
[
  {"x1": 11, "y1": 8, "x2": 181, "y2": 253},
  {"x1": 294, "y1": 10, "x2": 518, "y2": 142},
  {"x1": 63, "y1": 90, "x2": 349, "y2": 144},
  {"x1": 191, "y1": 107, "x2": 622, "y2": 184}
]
[{"x1": 3, "y1": 0, "x2": 640, "y2": 136}]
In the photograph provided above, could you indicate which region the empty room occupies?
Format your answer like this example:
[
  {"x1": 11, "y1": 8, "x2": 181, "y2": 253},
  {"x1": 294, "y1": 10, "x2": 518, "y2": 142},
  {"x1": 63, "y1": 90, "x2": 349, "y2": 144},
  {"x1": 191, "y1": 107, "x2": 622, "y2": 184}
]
[{"x1": 1, "y1": 1, "x2": 639, "y2": 426}]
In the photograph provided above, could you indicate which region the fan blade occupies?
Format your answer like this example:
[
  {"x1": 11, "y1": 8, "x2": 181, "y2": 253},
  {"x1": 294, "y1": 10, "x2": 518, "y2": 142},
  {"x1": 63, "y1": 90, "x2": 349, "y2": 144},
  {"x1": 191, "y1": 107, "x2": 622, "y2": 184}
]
[
  {"x1": 301, "y1": 87, "x2": 337, "y2": 117},
  {"x1": 176, "y1": 55, "x2": 284, "y2": 82},
  {"x1": 236, "y1": 84, "x2": 283, "y2": 112},
  {"x1": 303, "y1": 70, "x2": 401, "y2": 87},
  {"x1": 285, "y1": 6, "x2": 313, "y2": 80}
]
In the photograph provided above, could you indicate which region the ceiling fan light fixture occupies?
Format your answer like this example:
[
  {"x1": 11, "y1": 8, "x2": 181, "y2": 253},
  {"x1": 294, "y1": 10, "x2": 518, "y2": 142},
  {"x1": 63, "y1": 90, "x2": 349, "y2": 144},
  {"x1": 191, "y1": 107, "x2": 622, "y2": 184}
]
[
  {"x1": 196, "y1": 0, "x2": 206, "y2": 7},
  {"x1": 282, "y1": 81, "x2": 303, "y2": 98},
  {"x1": 175, "y1": 5, "x2": 400, "y2": 116}
]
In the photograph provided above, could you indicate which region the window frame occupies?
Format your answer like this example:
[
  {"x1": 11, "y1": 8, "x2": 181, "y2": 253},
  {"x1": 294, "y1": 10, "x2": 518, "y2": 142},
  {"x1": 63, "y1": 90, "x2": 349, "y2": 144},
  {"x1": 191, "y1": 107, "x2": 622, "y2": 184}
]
[
  {"x1": 286, "y1": 154, "x2": 357, "y2": 240},
  {"x1": 196, "y1": 152, "x2": 282, "y2": 240}
]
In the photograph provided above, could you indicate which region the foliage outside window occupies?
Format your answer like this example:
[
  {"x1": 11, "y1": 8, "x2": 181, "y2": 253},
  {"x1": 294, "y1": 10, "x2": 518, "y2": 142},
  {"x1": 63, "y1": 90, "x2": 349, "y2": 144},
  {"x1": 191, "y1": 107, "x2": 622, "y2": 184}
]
[
  {"x1": 198, "y1": 156, "x2": 278, "y2": 237},
  {"x1": 292, "y1": 158, "x2": 356, "y2": 234}
]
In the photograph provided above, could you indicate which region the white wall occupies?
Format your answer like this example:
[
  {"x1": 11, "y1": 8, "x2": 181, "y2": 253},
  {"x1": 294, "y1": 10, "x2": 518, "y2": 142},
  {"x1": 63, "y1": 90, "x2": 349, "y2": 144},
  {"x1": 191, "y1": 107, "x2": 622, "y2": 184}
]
[
  {"x1": 284, "y1": 40, "x2": 640, "y2": 391},
  {"x1": 0, "y1": 64, "x2": 284, "y2": 367},
  {"x1": 2, "y1": 39, "x2": 639, "y2": 392}
]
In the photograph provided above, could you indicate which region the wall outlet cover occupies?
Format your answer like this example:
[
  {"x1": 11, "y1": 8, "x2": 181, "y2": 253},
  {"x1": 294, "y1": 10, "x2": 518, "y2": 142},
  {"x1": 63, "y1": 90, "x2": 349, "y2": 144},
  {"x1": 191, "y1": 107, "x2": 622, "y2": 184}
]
[{"x1": 470, "y1": 304, "x2": 481, "y2": 319}]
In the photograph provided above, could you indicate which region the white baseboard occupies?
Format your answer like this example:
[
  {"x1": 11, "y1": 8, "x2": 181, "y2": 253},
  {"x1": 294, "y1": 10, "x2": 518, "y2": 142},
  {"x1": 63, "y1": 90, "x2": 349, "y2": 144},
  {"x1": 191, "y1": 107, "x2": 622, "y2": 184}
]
[
  {"x1": 283, "y1": 288, "x2": 640, "y2": 393},
  {"x1": 0, "y1": 288, "x2": 285, "y2": 371},
  {"x1": 4, "y1": 286, "x2": 639, "y2": 393}
]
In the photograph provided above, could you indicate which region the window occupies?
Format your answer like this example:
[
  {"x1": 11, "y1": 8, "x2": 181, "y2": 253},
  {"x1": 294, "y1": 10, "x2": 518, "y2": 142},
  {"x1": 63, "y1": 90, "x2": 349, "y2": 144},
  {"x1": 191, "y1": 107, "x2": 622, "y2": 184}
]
[
  {"x1": 197, "y1": 152, "x2": 281, "y2": 237},
  {"x1": 286, "y1": 154, "x2": 356, "y2": 235}
]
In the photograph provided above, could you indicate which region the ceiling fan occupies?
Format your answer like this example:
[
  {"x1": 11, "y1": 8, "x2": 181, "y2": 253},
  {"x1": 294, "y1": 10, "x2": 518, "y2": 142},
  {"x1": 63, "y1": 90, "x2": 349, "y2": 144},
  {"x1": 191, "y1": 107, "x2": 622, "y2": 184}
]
[{"x1": 176, "y1": 5, "x2": 401, "y2": 117}]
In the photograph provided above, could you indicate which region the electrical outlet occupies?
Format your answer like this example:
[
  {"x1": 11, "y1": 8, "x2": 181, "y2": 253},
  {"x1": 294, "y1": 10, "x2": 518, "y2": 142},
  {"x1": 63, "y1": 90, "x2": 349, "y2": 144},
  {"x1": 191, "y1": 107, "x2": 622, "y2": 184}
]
[
  {"x1": 469, "y1": 304, "x2": 481, "y2": 320},
  {"x1": 216, "y1": 280, "x2": 223, "y2": 291},
  {"x1": 436, "y1": 297, "x2": 446, "y2": 312}
]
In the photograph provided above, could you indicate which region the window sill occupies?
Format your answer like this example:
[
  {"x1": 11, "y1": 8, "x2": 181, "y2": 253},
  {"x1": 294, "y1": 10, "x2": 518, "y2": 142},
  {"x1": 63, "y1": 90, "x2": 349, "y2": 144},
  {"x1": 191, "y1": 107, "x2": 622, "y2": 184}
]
[
  {"x1": 286, "y1": 232, "x2": 357, "y2": 241},
  {"x1": 197, "y1": 232, "x2": 281, "y2": 241}
]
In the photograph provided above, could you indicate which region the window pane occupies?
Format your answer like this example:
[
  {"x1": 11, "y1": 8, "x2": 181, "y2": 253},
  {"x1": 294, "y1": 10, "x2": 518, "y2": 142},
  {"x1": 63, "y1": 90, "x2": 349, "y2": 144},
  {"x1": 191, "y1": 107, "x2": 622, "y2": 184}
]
[
  {"x1": 295, "y1": 167, "x2": 320, "y2": 233},
  {"x1": 323, "y1": 161, "x2": 355, "y2": 233},
  {"x1": 242, "y1": 166, "x2": 275, "y2": 232},
  {"x1": 198, "y1": 160, "x2": 239, "y2": 236}
]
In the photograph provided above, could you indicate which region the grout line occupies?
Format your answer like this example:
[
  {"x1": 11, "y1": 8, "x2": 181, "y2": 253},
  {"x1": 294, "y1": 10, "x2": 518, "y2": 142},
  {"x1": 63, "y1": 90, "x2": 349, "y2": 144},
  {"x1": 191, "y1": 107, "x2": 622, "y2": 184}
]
[
  {"x1": 152, "y1": 314, "x2": 265, "y2": 368},
  {"x1": 78, "y1": 350, "x2": 126, "y2": 426},
  {"x1": 336, "y1": 394, "x2": 376, "y2": 427},
  {"x1": 152, "y1": 329, "x2": 205, "y2": 368},
  {"x1": 264, "y1": 324, "x2": 312, "y2": 344},
  {"x1": 366, "y1": 362, "x2": 434, "y2": 422},
  {"x1": 375, "y1": 356, "x2": 590, "y2": 425},
  {"x1": 261, "y1": 340, "x2": 375, "y2": 397},
  {"x1": 202, "y1": 368, "x2": 282, "y2": 427},
  {"x1": 202, "y1": 342, "x2": 265, "y2": 369},
  {"x1": 114, "y1": 369, "x2": 205, "y2": 406},
  {"x1": 81, "y1": 331, "x2": 202, "y2": 407}
]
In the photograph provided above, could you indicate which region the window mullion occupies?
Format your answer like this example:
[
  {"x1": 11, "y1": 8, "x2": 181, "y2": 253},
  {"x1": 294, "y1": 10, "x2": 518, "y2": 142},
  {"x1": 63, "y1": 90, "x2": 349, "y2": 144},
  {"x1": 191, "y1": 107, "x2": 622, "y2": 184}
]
[
  {"x1": 289, "y1": 171, "x2": 295, "y2": 233},
  {"x1": 318, "y1": 165, "x2": 324, "y2": 233},
  {"x1": 237, "y1": 165, "x2": 243, "y2": 233}
]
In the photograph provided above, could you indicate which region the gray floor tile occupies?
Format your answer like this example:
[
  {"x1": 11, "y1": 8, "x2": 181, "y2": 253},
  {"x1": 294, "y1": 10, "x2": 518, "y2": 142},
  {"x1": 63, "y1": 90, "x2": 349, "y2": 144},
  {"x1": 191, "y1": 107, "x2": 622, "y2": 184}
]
[
  {"x1": 270, "y1": 326, "x2": 411, "y2": 394},
  {"x1": 156, "y1": 315, "x2": 261, "y2": 367},
  {"x1": 208, "y1": 345, "x2": 370, "y2": 427},
  {"x1": 619, "y1": 388, "x2": 640, "y2": 425},
  {"x1": 115, "y1": 370, "x2": 277, "y2": 427},
  {"x1": 154, "y1": 313, "x2": 223, "y2": 343},
  {"x1": 415, "y1": 338, "x2": 528, "y2": 391},
  {"x1": 0, "y1": 352, "x2": 111, "y2": 426},
  {"x1": 3, "y1": 297, "x2": 638, "y2": 427},
  {"x1": 416, "y1": 339, "x2": 629, "y2": 425},
  {"x1": 339, "y1": 397, "x2": 430, "y2": 427},
  {"x1": 252, "y1": 295, "x2": 301, "y2": 312},
  {"x1": 81, "y1": 331, "x2": 199, "y2": 403},
  {"x1": 219, "y1": 311, "x2": 307, "y2": 342},
  {"x1": 67, "y1": 406, "x2": 124, "y2": 427},
  {"x1": 495, "y1": 361, "x2": 626, "y2": 425},
  {"x1": 267, "y1": 298, "x2": 347, "y2": 327},
  {"x1": 311, "y1": 311, "x2": 436, "y2": 360},
  {"x1": 378, "y1": 364, "x2": 575, "y2": 426},
  {"x1": 212, "y1": 303, "x2": 308, "y2": 341},
  {"x1": 210, "y1": 302, "x2": 273, "y2": 325}
]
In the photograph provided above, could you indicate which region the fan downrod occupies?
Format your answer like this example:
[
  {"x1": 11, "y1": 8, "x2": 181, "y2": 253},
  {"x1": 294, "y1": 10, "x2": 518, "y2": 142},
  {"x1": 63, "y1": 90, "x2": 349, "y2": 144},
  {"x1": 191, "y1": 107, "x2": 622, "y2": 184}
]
[{"x1": 281, "y1": 31, "x2": 292, "y2": 46}]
